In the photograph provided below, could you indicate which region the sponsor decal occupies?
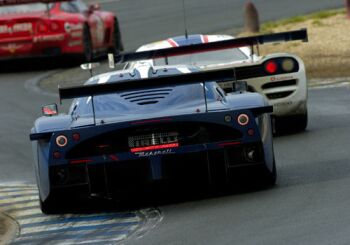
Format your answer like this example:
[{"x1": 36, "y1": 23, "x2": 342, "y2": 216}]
[
  {"x1": 64, "y1": 22, "x2": 83, "y2": 33},
  {"x1": 0, "y1": 23, "x2": 33, "y2": 34},
  {"x1": 129, "y1": 132, "x2": 178, "y2": 148},
  {"x1": 68, "y1": 40, "x2": 83, "y2": 47},
  {"x1": 129, "y1": 132, "x2": 179, "y2": 157},
  {"x1": 134, "y1": 149, "x2": 175, "y2": 157},
  {"x1": 34, "y1": 34, "x2": 65, "y2": 42},
  {"x1": 270, "y1": 76, "x2": 294, "y2": 82},
  {"x1": 274, "y1": 101, "x2": 293, "y2": 106},
  {"x1": 70, "y1": 30, "x2": 83, "y2": 38},
  {"x1": 0, "y1": 43, "x2": 23, "y2": 53}
]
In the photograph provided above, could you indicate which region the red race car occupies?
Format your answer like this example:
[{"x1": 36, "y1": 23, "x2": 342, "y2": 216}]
[{"x1": 0, "y1": 0, "x2": 123, "y2": 61}]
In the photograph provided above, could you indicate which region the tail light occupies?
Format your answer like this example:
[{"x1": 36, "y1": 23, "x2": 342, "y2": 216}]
[
  {"x1": 248, "y1": 128, "x2": 255, "y2": 136},
  {"x1": 36, "y1": 21, "x2": 60, "y2": 33},
  {"x1": 265, "y1": 61, "x2": 278, "y2": 74},
  {"x1": 130, "y1": 143, "x2": 179, "y2": 153},
  {"x1": 263, "y1": 58, "x2": 298, "y2": 75},
  {"x1": 56, "y1": 135, "x2": 68, "y2": 147},
  {"x1": 237, "y1": 114, "x2": 249, "y2": 126},
  {"x1": 50, "y1": 22, "x2": 60, "y2": 32},
  {"x1": 70, "y1": 159, "x2": 92, "y2": 164},
  {"x1": 53, "y1": 151, "x2": 62, "y2": 159},
  {"x1": 36, "y1": 21, "x2": 49, "y2": 34},
  {"x1": 72, "y1": 133, "x2": 80, "y2": 142},
  {"x1": 281, "y1": 58, "x2": 296, "y2": 72}
]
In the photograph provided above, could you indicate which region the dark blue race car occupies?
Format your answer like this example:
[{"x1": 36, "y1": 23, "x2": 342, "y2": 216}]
[{"x1": 30, "y1": 63, "x2": 276, "y2": 214}]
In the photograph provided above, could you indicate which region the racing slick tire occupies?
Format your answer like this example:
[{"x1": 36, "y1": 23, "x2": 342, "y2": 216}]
[
  {"x1": 275, "y1": 110, "x2": 308, "y2": 133},
  {"x1": 260, "y1": 158, "x2": 277, "y2": 186},
  {"x1": 293, "y1": 111, "x2": 308, "y2": 132},
  {"x1": 111, "y1": 17, "x2": 124, "y2": 54},
  {"x1": 40, "y1": 194, "x2": 60, "y2": 215},
  {"x1": 82, "y1": 24, "x2": 93, "y2": 62},
  {"x1": 225, "y1": 159, "x2": 276, "y2": 188}
]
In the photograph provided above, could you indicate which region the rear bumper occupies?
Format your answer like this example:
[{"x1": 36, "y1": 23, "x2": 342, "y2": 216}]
[
  {"x1": 247, "y1": 73, "x2": 307, "y2": 117},
  {"x1": 0, "y1": 33, "x2": 83, "y2": 59},
  {"x1": 49, "y1": 142, "x2": 266, "y2": 199}
]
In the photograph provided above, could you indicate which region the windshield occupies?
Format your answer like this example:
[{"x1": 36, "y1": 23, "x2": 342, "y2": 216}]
[
  {"x1": 153, "y1": 48, "x2": 248, "y2": 66},
  {"x1": 0, "y1": 3, "x2": 53, "y2": 14}
]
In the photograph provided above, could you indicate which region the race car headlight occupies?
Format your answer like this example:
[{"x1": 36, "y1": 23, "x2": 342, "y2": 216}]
[
  {"x1": 56, "y1": 135, "x2": 68, "y2": 147},
  {"x1": 281, "y1": 58, "x2": 295, "y2": 72},
  {"x1": 237, "y1": 114, "x2": 249, "y2": 126}
]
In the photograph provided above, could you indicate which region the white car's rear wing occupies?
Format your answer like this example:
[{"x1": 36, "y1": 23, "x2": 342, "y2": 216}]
[{"x1": 113, "y1": 29, "x2": 308, "y2": 64}]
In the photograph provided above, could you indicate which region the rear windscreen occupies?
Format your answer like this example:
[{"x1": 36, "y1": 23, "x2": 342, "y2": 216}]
[
  {"x1": 153, "y1": 48, "x2": 248, "y2": 66},
  {"x1": 0, "y1": 3, "x2": 53, "y2": 14}
]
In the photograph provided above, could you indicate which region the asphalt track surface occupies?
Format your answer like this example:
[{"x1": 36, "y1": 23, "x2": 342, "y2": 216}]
[
  {"x1": 0, "y1": 0, "x2": 347, "y2": 244},
  {"x1": 127, "y1": 85, "x2": 350, "y2": 245}
]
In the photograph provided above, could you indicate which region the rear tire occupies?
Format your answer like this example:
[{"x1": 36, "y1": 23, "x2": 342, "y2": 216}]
[
  {"x1": 260, "y1": 158, "x2": 277, "y2": 186},
  {"x1": 40, "y1": 194, "x2": 60, "y2": 215},
  {"x1": 275, "y1": 110, "x2": 308, "y2": 133},
  {"x1": 293, "y1": 111, "x2": 308, "y2": 131},
  {"x1": 111, "y1": 17, "x2": 124, "y2": 55},
  {"x1": 82, "y1": 25, "x2": 93, "y2": 62}
]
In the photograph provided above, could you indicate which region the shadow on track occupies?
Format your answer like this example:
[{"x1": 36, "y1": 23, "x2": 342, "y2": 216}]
[
  {"x1": 0, "y1": 57, "x2": 82, "y2": 73},
  {"x1": 0, "y1": 56, "x2": 108, "y2": 73},
  {"x1": 51, "y1": 176, "x2": 275, "y2": 215}
]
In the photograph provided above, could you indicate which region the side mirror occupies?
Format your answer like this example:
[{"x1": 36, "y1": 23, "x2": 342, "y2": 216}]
[
  {"x1": 42, "y1": 104, "x2": 58, "y2": 117},
  {"x1": 88, "y1": 3, "x2": 100, "y2": 13}
]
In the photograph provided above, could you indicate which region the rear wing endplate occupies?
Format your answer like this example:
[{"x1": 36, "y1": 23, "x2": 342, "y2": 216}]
[{"x1": 114, "y1": 29, "x2": 308, "y2": 64}]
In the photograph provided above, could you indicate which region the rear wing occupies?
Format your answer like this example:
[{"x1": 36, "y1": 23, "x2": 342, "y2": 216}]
[
  {"x1": 59, "y1": 67, "x2": 273, "y2": 125},
  {"x1": 59, "y1": 68, "x2": 272, "y2": 125},
  {"x1": 0, "y1": 0, "x2": 69, "y2": 6},
  {"x1": 114, "y1": 29, "x2": 308, "y2": 64},
  {"x1": 59, "y1": 67, "x2": 237, "y2": 100},
  {"x1": 60, "y1": 68, "x2": 236, "y2": 125}
]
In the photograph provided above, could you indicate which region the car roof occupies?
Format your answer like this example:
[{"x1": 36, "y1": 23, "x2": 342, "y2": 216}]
[
  {"x1": 86, "y1": 65, "x2": 200, "y2": 86},
  {"x1": 136, "y1": 34, "x2": 234, "y2": 52}
]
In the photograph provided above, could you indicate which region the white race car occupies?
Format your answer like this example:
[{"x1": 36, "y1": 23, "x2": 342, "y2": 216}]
[{"x1": 125, "y1": 30, "x2": 308, "y2": 132}]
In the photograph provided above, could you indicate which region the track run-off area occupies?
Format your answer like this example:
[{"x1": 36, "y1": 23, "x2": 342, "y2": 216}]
[{"x1": 0, "y1": 184, "x2": 154, "y2": 245}]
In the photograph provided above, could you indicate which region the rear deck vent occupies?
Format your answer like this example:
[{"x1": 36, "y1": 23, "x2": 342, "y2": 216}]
[
  {"x1": 262, "y1": 79, "x2": 297, "y2": 90},
  {"x1": 137, "y1": 101, "x2": 159, "y2": 105},
  {"x1": 121, "y1": 88, "x2": 173, "y2": 105},
  {"x1": 266, "y1": 91, "x2": 294, "y2": 100}
]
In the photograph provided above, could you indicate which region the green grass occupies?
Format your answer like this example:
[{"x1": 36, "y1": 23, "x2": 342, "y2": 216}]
[{"x1": 261, "y1": 8, "x2": 345, "y2": 32}]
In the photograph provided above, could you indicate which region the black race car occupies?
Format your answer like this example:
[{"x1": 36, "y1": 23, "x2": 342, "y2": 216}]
[{"x1": 30, "y1": 57, "x2": 276, "y2": 214}]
